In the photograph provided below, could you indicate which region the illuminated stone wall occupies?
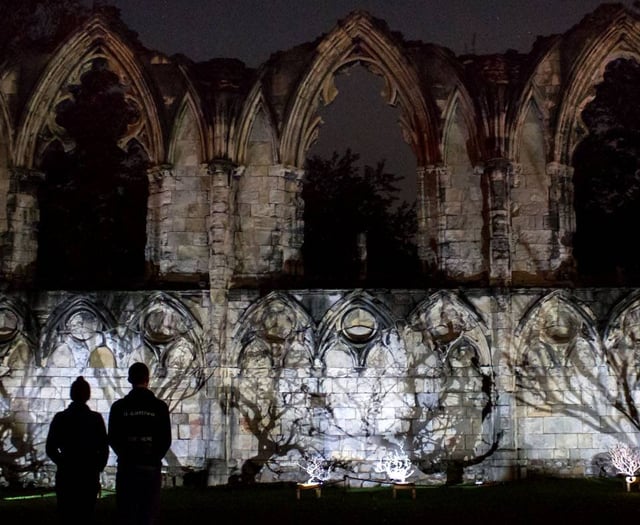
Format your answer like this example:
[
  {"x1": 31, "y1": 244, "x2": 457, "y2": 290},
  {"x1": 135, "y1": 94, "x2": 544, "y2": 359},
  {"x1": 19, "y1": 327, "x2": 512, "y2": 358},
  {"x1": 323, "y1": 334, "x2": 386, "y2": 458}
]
[
  {"x1": 2, "y1": 287, "x2": 639, "y2": 486},
  {"x1": 0, "y1": 292, "x2": 216, "y2": 486}
]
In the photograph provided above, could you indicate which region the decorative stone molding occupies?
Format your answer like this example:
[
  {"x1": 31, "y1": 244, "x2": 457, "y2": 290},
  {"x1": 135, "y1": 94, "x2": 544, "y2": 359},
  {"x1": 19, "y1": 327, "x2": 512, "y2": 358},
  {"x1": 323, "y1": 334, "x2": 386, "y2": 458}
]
[
  {"x1": 0, "y1": 296, "x2": 37, "y2": 367},
  {"x1": 317, "y1": 290, "x2": 398, "y2": 369},
  {"x1": 283, "y1": 167, "x2": 305, "y2": 264},
  {"x1": 146, "y1": 164, "x2": 173, "y2": 189}
]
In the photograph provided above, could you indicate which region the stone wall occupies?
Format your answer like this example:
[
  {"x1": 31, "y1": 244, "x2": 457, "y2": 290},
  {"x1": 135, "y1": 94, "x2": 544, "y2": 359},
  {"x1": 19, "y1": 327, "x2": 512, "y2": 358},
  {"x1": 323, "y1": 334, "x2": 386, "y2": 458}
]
[{"x1": 1, "y1": 287, "x2": 638, "y2": 486}]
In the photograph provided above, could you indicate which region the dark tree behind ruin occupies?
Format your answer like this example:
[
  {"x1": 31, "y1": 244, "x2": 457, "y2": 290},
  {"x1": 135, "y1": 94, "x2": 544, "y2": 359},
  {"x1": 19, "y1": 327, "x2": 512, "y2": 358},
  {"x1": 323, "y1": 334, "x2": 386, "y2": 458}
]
[
  {"x1": 37, "y1": 58, "x2": 149, "y2": 290},
  {"x1": 573, "y1": 58, "x2": 640, "y2": 286},
  {"x1": 302, "y1": 150, "x2": 418, "y2": 286}
]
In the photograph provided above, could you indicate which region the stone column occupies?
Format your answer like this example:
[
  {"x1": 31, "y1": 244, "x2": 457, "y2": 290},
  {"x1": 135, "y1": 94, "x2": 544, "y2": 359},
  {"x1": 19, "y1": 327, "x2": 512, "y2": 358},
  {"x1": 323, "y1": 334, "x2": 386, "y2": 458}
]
[
  {"x1": 145, "y1": 164, "x2": 174, "y2": 280},
  {"x1": 483, "y1": 159, "x2": 514, "y2": 286},
  {"x1": 206, "y1": 160, "x2": 241, "y2": 485},
  {"x1": 546, "y1": 162, "x2": 575, "y2": 272},
  {"x1": 282, "y1": 168, "x2": 304, "y2": 277},
  {"x1": 2, "y1": 168, "x2": 44, "y2": 285},
  {"x1": 208, "y1": 160, "x2": 239, "y2": 296},
  {"x1": 417, "y1": 165, "x2": 447, "y2": 273}
]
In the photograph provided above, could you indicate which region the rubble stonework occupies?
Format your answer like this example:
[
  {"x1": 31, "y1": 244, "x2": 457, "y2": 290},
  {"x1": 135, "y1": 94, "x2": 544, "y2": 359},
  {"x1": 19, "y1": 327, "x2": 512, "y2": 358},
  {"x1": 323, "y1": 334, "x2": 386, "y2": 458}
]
[{"x1": 1, "y1": 4, "x2": 640, "y2": 485}]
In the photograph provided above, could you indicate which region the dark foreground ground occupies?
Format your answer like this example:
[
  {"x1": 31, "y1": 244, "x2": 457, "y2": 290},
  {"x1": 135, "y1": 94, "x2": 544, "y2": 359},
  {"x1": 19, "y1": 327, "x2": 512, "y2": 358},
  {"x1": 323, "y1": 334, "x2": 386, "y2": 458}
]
[{"x1": 2, "y1": 477, "x2": 640, "y2": 525}]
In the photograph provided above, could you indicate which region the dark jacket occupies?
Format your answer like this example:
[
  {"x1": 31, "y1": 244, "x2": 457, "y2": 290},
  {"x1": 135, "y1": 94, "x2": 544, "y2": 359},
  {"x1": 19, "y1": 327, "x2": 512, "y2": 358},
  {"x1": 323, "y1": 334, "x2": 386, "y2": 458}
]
[
  {"x1": 46, "y1": 402, "x2": 109, "y2": 478},
  {"x1": 108, "y1": 387, "x2": 171, "y2": 467}
]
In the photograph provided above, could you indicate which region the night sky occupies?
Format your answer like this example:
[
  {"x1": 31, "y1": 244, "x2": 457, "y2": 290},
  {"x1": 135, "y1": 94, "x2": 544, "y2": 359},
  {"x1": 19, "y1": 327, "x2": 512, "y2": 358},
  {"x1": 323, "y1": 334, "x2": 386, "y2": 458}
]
[
  {"x1": 103, "y1": 0, "x2": 632, "y2": 65},
  {"x1": 100, "y1": 0, "x2": 634, "y2": 201}
]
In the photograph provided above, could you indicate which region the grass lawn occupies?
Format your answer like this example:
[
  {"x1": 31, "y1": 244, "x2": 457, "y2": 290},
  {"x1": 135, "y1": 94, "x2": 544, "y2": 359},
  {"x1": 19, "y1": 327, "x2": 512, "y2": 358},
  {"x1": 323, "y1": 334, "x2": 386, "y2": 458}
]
[{"x1": 3, "y1": 477, "x2": 640, "y2": 524}]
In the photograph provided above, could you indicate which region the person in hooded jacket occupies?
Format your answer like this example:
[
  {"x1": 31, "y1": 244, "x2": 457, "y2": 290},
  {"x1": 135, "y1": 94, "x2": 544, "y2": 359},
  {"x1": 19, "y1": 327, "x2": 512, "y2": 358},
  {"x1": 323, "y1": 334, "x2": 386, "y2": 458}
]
[
  {"x1": 108, "y1": 362, "x2": 171, "y2": 525},
  {"x1": 46, "y1": 375, "x2": 109, "y2": 525}
]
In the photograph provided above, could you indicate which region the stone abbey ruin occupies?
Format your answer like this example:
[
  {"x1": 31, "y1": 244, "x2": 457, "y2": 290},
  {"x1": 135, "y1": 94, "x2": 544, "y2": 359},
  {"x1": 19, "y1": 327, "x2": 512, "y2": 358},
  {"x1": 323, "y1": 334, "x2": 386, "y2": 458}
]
[{"x1": 2, "y1": 3, "x2": 640, "y2": 486}]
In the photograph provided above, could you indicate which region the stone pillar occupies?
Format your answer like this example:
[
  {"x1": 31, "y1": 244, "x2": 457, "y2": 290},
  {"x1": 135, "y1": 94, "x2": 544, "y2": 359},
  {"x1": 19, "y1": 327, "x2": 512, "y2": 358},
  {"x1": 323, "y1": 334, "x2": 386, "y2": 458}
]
[
  {"x1": 2, "y1": 168, "x2": 44, "y2": 286},
  {"x1": 282, "y1": 168, "x2": 304, "y2": 277},
  {"x1": 145, "y1": 164, "x2": 174, "y2": 279},
  {"x1": 208, "y1": 160, "x2": 238, "y2": 300},
  {"x1": 490, "y1": 290, "x2": 521, "y2": 481},
  {"x1": 483, "y1": 159, "x2": 514, "y2": 286},
  {"x1": 417, "y1": 165, "x2": 447, "y2": 273},
  {"x1": 206, "y1": 160, "x2": 241, "y2": 485},
  {"x1": 546, "y1": 162, "x2": 575, "y2": 272}
]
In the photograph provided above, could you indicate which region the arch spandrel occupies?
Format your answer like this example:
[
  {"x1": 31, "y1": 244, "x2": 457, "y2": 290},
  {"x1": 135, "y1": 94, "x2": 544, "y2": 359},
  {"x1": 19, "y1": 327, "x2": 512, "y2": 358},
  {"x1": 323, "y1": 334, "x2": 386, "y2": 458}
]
[
  {"x1": 14, "y1": 14, "x2": 165, "y2": 169},
  {"x1": 553, "y1": 9, "x2": 640, "y2": 165},
  {"x1": 279, "y1": 11, "x2": 438, "y2": 168}
]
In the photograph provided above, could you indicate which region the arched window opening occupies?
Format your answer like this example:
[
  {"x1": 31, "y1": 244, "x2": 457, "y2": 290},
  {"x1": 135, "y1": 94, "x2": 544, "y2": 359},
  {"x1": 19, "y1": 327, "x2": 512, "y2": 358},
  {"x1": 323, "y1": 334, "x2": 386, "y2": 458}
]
[
  {"x1": 573, "y1": 58, "x2": 640, "y2": 286},
  {"x1": 37, "y1": 58, "x2": 149, "y2": 290},
  {"x1": 303, "y1": 65, "x2": 419, "y2": 287}
]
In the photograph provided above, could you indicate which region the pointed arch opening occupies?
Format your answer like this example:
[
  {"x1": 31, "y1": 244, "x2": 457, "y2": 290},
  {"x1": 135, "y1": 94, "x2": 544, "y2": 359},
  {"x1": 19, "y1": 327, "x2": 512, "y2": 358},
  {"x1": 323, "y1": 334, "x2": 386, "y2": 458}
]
[
  {"x1": 572, "y1": 58, "x2": 640, "y2": 286},
  {"x1": 302, "y1": 64, "x2": 420, "y2": 287}
]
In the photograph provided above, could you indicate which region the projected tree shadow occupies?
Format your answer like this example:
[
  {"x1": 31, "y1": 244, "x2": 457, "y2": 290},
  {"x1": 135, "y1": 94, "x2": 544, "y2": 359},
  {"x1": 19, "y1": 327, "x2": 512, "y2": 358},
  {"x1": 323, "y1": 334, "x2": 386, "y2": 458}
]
[
  {"x1": 0, "y1": 292, "x2": 209, "y2": 484},
  {"x1": 404, "y1": 293, "x2": 500, "y2": 480},
  {"x1": 511, "y1": 291, "x2": 640, "y2": 470},
  {"x1": 227, "y1": 293, "x2": 318, "y2": 483},
  {"x1": 0, "y1": 298, "x2": 45, "y2": 487},
  {"x1": 228, "y1": 291, "x2": 501, "y2": 483},
  {"x1": 0, "y1": 370, "x2": 47, "y2": 487}
]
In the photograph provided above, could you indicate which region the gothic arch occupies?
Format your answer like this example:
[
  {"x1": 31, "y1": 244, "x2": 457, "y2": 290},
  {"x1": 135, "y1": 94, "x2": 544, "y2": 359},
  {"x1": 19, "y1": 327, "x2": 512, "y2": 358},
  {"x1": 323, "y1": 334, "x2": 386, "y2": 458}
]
[
  {"x1": 126, "y1": 292, "x2": 204, "y2": 363},
  {"x1": 41, "y1": 296, "x2": 116, "y2": 365},
  {"x1": 317, "y1": 290, "x2": 397, "y2": 369},
  {"x1": 553, "y1": 8, "x2": 640, "y2": 165},
  {"x1": 14, "y1": 14, "x2": 165, "y2": 169},
  {"x1": 167, "y1": 87, "x2": 208, "y2": 166},
  {"x1": 441, "y1": 88, "x2": 481, "y2": 166},
  {"x1": 515, "y1": 290, "x2": 601, "y2": 368},
  {"x1": 231, "y1": 291, "x2": 314, "y2": 370},
  {"x1": 603, "y1": 292, "x2": 640, "y2": 350},
  {"x1": 279, "y1": 11, "x2": 437, "y2": 168},
  {"x1": 0, "y1": 295, "x2": 37, "y2": 366},
  {"x1": 511, "y1": 87, "x2": 548, "y2": 164},
  {"x1": 406, "y1": 290, "x2": 490, "y2": 368},
  {"x1": 236, "y1": 83, "x2": 279, "y2": 165}
]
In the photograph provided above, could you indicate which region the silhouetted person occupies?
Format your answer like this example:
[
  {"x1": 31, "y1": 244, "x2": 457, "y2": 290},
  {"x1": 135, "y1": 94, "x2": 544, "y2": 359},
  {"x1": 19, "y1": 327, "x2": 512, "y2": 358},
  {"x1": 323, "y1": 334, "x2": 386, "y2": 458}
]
[
  {"x1": 46, "y1": 376, "x2": 109, "y2": 525},
  {"x1": 109, "y1": 362, "x2": 171, "y2": 525}
]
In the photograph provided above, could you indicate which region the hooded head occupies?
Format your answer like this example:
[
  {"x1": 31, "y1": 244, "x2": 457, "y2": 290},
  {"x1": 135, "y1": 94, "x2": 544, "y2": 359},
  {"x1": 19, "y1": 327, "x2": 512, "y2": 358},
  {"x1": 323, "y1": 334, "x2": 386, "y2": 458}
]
[{"x1": 70, "y1": 376, "x2": 90, "y2": 403}]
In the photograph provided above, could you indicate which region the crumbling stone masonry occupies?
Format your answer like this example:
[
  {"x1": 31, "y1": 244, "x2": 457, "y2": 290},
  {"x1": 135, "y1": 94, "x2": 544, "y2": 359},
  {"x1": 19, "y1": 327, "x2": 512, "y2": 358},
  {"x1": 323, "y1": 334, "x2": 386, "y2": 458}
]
[{"x1": 1, "y1": 4, "x2": 640, "y2": 486}]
